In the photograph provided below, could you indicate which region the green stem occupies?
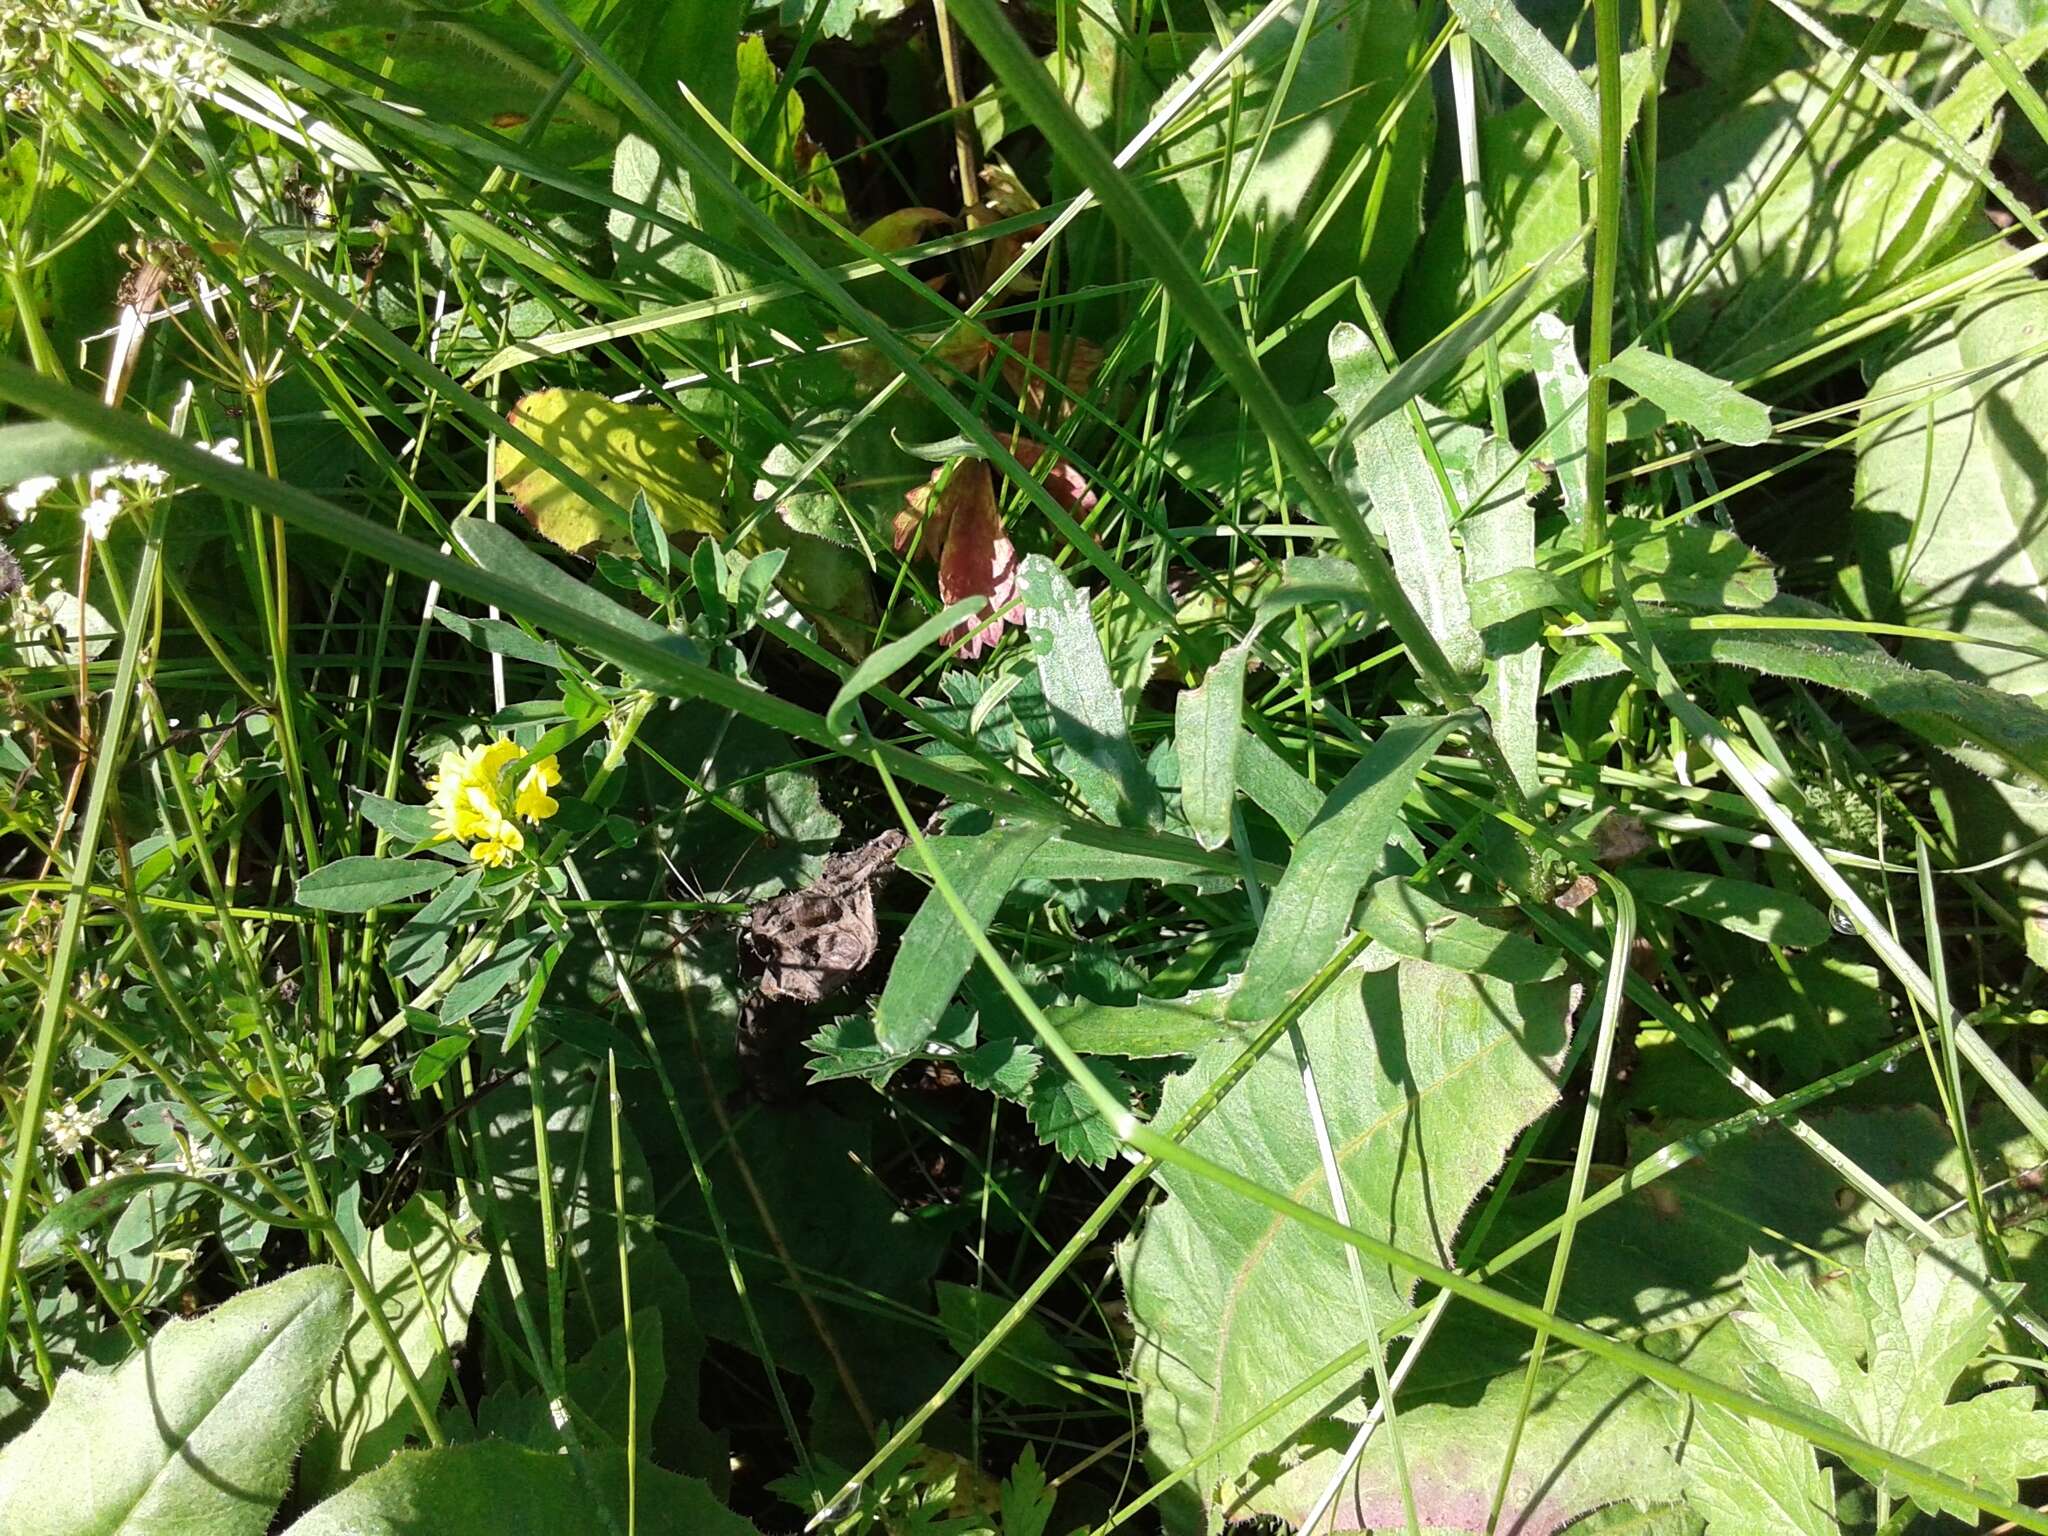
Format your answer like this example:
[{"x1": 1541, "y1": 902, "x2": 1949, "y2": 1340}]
[
  {"x1": 0, "y1": 525, "x2": 157, "y2": 1344},
  {"x1": 1581, "y1": 0, "x2": 1626, "y2": 590}
]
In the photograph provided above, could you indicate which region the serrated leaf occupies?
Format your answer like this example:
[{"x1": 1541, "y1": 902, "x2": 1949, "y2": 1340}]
[
  {"x1": 873, "y1": 825, "x2": 1054, "y2": 1053},
  {"x1": 1359, "y1": 879, "x2": 1566, "y2": 981},
  {"x1": 1712, "y1": 1229, "x2": 2048, "y2": 1522},
  {"x1": 297, "y1": 857, "x2": 458, "y2": 913},
  {"x1": 1228, "y1": 712, "x2": 1465, "y2": 1022},
  {"x1": 1018, "y1": 554, "x2": 1162, "y2": 826},
  {"x1": 301, "y1": 1193, "x2": 490, "y2": 1494},
  {"x1": 1683, "y1": 1403, "x2": 1840, "y2": 1536},
  {"x1": 1626, "y1": 868, "x2": 1831, "y2": 947},
  {"x1": 1027, "y1": 1064, "x2": 1127, "y2": 1167},
  {"x1": 1175, "y1": 640, "x2": 1251, "y2": 850},
  {"x1": 999, "y1": 1444, "x2": 1057, "y2": 1536},
  {"x1": 1123, "y1": 958, "x2": 1574, "y2": 1504},
  {"x1": 282, "y1": 1442, "x2": 752, "y2": 1536},
  {"x1": 1609, "y1": 347, "x2": 1772, "y2": 446},
  {"x1": 0, "y1": 1267, "x2": 349, "y2": 1535}
]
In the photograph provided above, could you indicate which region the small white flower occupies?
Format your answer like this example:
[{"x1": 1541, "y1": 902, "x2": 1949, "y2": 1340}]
[
  {"x1": 81, "y1": 489, "x2": 122, "y2": 541},
  {"x1": 43, "y1": 1101, "x2": 101, "y2": 1157},
  {"x1": 202, "y1": 438, "x2": 242, "y2": 465},
  {"x1": 4, "y1": 474, "x2": 57, "y2": 517}
]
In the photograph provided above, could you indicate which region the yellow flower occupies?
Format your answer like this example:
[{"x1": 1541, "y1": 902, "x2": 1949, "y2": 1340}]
[{"x1": 426, "y1": 735, "x2": 563, "y2": 866}]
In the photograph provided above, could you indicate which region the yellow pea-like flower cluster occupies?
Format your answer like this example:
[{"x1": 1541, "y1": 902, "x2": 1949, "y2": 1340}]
[{"x1": 428, "y1": 737, "x2": 562, "y2": 868}]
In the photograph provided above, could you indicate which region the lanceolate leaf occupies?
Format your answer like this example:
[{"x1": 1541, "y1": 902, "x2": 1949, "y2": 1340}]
[
  {"x1": 1625, "y1": 867, "x2": 1831, "y2": 947},
  {"x1": 873, "y1": 824, "x2": 1054, "y2": 1052},
  {"x1": 1228, "y1": 712, "x2": 1466, "y2": 1021},
  {"x1": 1175, "y1": 640, "x2": 1252, "y2": 850},
  {"x1": 1446, "y1": 0, "x2": 1599, "y2": 170},
  {"x1": 297, "y1": 857, "x2": 459, "y2": 913},
  {"x1": 1609, "y1": 346, "x2": 1772, "y2": 446},
  {"x1": 1048, "y1": 982, "x2": 1239, "y2": 1058},
  {"x1": 1018, "y1": 554, "x2": 1162, "y2": 827},
  {"x1": 1528, "y1": 309, "x2": 1592, "y2": 523},
  {"x1": 1122, "y1": 957, "x2": 1575, "y2": 1507},
  {"x1": 1328, "y1": 324, "x2": 1484, "y2": 678},
  {"x1": 0, "y1": 1267, "x2": 349, "y2": 1536}
]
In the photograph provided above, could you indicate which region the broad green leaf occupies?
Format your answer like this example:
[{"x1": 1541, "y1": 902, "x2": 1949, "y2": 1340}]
[
  {"x1": 1328, "y1": 323, "x2": 1484, "y2": 676},
  {"x1": 297, "y1": 856, "x2": 458, "y2": 913},
  {"x1": 283, "y1": 1442, "x2": 751, "y2": 1536},
  {"x1": 291, "y1": 2, "x2": 622, "y2": 165},
  {"x1": 1359, "y1": 878, "x2": 1566, "y2": 981},
  {"x1": 873, "y1": 824, "x2": 1055, "y2": 1052},
  {"x1": 1655, "y1": 35, "x2": 2048, "y2": 371},
  {"x1": 731, "y1": 34, "x2": 849, "y2": 235},
  {"x1": 1623, "y1": 521, "x2": 1779, "y2": 610},
  {"x1": 609, "y1": 132, "x2": 722, "y2": 308},
  {"x1": 1018, "y1": 554, "x2": 1162, "y2": 827},
  {"x1": 301, "y1": 1193, "x2": 492, "y2": 1493},
  {"x1": 1683, "y1": 1403, "x2": 1841, "y2": 1536},
  {"x1": 1625, "y1": 867, "x2": 1831, "y2": 947},
  {"x1": 1711, "y1": 1229, "x2": 2048, "y2": 1521},
  {"x1": 935, "y1": 1282, "x2": 1083, "y2": 1407},
  {"x1": 1174, "y1": 640, "x2": 1251, "y2": 850},
  {"x1": 386, "y1": 866, "x2": 486, "y2": 983},
  {"x1": 1228, "y1": 712, "x2": 1465, "y2": 1021},
  {"x1": 0, "y1": 1267, "x2": 349, "y2": 1535},
  {"x1": 1048, "y1": 981, "x2": 1239, "y2": 1058},
  {"x1": 1446, "y1": 0, "x2": 1599, "y2": 169},
  {"x1": 1609, "y1": 346, "x2": 1773, "y2": 446},
  {"x1": 1250, "y1": 1355, "x2": 1682, "y2": 1531},
  {"x1": 431, "y1": 611, "x2": 568, "y2": 670},
  {"x1": 1123, "y1": 957, "x2": 1575, "y2": 1504},
  {"x1": 1854, "y1": 283, "x2": 2048, "y2": 700}
]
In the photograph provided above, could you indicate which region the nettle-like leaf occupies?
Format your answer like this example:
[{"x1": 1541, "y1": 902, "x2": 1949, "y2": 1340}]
[
  {"x1": 1121, "y1": 956, "x2": 1575, "y2": 1519},
  {"x1": 0, "y1": 1267, "x2": 349, "y2": 1535},
  {"x1": 1686, "y1": 1228, "x2": 2048, "y2": 1526}
]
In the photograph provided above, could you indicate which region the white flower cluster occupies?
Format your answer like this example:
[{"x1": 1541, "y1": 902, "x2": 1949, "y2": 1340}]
[
  {"x1": 4, "y1": 438, "x2": 239, "y2": 539},
  {"x1": 109, "y1": 32, "x2": 229, "y2": 100},
  {"x1": 42, "y1": 1100, "x2": 100, "y2": 1156}
]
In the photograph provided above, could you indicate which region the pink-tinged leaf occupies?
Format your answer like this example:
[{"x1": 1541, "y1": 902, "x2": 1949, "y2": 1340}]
[{"x1": 896, "y1": 460, "x2": 1025, "y2": 658}]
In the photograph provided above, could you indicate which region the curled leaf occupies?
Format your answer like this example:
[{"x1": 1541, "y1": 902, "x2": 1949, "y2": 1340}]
[{"x1": 894, "y1": 459, "x2": 1020, "y2": 658}]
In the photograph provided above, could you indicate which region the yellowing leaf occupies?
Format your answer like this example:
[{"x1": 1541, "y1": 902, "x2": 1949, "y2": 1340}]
[{"x1": 498, "y1": 389, "x2": 725, "y2": 555}]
